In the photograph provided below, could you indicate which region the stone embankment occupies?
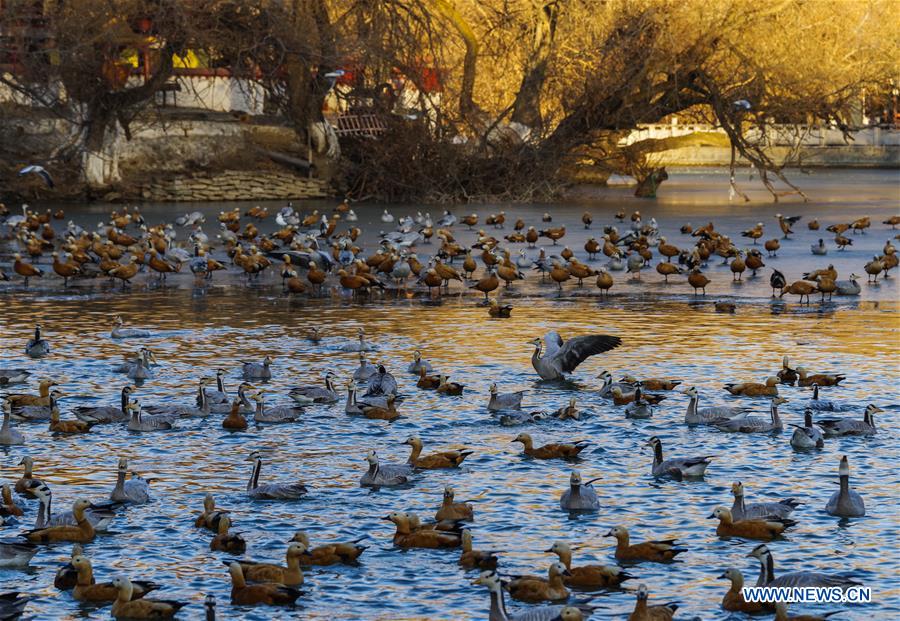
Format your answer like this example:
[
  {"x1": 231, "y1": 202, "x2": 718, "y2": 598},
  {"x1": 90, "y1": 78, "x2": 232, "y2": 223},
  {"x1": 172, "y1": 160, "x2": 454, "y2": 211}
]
[{"x1": 138, "y1": 170, "x2": 330, "y2": 202}]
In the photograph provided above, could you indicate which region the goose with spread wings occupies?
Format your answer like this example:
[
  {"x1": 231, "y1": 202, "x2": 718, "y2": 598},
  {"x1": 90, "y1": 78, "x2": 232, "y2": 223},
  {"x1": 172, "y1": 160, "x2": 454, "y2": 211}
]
[{"x1": 529, "y1": 332, "x2": 622, "y2": 380}]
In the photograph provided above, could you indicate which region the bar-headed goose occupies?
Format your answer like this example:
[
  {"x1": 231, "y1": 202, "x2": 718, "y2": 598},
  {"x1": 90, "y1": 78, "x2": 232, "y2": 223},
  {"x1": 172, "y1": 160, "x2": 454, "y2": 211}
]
[
  {"x1": 715, "y1": 397, "x2": 787, "y2": 433},
  {"x1": 364, "y1": 365, "x2": 398, "y2": 396},
  {"x1": 472, "y1": 570, "x2": 595, "y2": 621},
  {"x1": 0, "y1": 593, "x2": 29, "y2": 619},
  {"x1": 289, "y1": 372, "x2": 339, "y2": 404},
  {"x1": 357, "y1": 394, "x2": 400, "y2": 420},
  {"x1": 338, "y1": 327, "x2": 376, "y2": 352},
  {"x1": 111, "y1": 348, "x2": 154, "y2": 373},
  {"x1": 25, "y1": 498, "x2": 95, "y2": 543},
  {"x1": 109, "y1": 458, "x2": 153, "y2": 505},
  {"x1": 597, "y1": 371, "x2": 634, "y2": 397},
  {"x1": 360, "y1": 450, "x2": 412, "y2": 487},
  {"x1": 144, "y1": 379, "x2": 212, "y2": 418},
  {"x1": 407, "y1": 350, "x2": 434, "y2": 374},
  {"x1": 624, "y1": 386, "x2": 653, "y2": 419},
  {"x1": 0, "y1": 368, "x2": 30, "y2": 385},
  {"x1": 110, "y1": 315, "x2": 151, "y2": 339},
  {"x1": 835, "y1": 273, "x2": 861, "y2": 295},
  {"x1": 251, "y1": 391, "x2": 302, "y2": 423},
  {"x1": 241, "y1": 356, "x2": 273, "y2": 380},
  {"x1": 817, "y1": 404, "x2": 879, "y2": 437},
  {"x1": 210, "y1": 382, "x2": 254, "y2": 414},
  {"x1": 488, "y1": 383, "x2": 525, "y2": 411},
  {"x1": 646, "y1": 436, "x2": 712, "y2": 479},
  {"x1": 790, "y1": 410, "x2": 826, "y2": 449},
  {"x1": 245, "y1": 451, "x2": 308, "y2": 500},
  {"x1": 74, "y1": 385, "x2": 135, "y2": 423},
  {"x1": 204, "y1": 369, "x2": 229, "y2": 406},
  {"x1": 0, "y1": 399, "x2": 25, "y2": 445},
  {"x1": 560, "y1": 471, "x2": 600, "y2": 511},
  {"x1": 530, "y1": 331, "x2": 621, "y2": 380},
  {"x1": 805, "y1": 383, "x2": 848, "y2": 412},
  {"x1": 353, "y1": 353, "x2": 378, "y2": 382},
  {"x1": 774, "y1": 601, "x2": 842, "y2": 621},
  {"x1": 730, "y1": 481, "x2": 800, "y2": 520},
  {"x1": 126, "y1": 400, "x2": 175, "y2": 432},
  {"x1": 681, "y1": 386, "x2": 745, "y2": 425},
  {"x1": 825, "y1": 455, "x2": 865, "y2": 517},
  {"x1": 127, "y1": 356, "x2": 154, "y2": 381},
  {"x1": 11, "y1": 389, "x2": 63, "y2": 422},
  {"x1": 748, "y1": 544, "x2": 862, "y2": 590},
  {"x1": 25, "y1": 325, "x2": 50, "y2": 357},
  {"x1": 0, "y1": 541, "x2": 38, "y2": 568},
  {"x1": 29, "y1": 481, "x2": 116, "y2": 531}
]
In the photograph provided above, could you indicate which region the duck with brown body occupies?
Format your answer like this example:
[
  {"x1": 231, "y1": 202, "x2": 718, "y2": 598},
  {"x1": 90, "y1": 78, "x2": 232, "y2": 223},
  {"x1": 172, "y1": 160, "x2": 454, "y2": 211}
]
[
  {"x1": 289, "y1": 531, "x2": 367, "y2": 566},
  {"x1": 605, "y1": 526, "x2": 687, "y2": 563},
  {"x1": 225, "y1": 542, "x2": 305, "y2": 586}
]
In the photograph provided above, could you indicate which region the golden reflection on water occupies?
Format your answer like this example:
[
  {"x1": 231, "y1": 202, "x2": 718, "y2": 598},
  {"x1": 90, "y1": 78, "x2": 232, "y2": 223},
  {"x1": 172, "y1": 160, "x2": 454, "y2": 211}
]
[{"x1": 0, "y1": 289, "x2": 898, "y2": 620}]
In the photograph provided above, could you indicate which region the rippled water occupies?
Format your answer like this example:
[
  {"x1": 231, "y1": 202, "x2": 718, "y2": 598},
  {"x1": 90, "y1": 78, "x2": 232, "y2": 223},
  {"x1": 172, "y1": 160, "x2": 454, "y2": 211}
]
[
  {"x1": 0, "y1": 292, "x2": 898, "y2": 620},
  {"x1": 1, "y1": 169, "x2": 899, "y2": 620}
]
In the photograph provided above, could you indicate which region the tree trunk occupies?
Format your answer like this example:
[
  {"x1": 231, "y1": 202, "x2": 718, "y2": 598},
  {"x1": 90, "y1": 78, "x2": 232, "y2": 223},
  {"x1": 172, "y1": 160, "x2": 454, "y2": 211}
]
[
  {"x1": 510, "y1": 1, "x2": 560, "y2": 134},
  {"x1": 634, "y1": 167, "x2": 668, "y2": 198},
  {"x1": 432, "y1": 0, "x2": 480, "y2": 122}
]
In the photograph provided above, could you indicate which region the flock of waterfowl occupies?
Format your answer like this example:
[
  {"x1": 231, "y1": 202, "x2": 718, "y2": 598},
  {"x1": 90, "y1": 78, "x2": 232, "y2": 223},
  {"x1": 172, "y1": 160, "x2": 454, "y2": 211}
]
[
  {"x1": 0, "y1": 195, "x2": 895, "y2": 619},
  {"x1": 0, "y1": 306, "x2": 885, "y2": 620},
  {"x1": 0, "y1": 200, "x2": 897, "y2": 306}
]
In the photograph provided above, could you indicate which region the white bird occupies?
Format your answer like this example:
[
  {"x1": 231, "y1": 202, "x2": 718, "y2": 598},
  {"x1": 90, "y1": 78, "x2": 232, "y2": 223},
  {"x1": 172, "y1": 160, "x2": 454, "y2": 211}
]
[
  {"x1": 733, "y1": 99, "x2": 752, "y2": 110},
  {"x1": 18, "y1": 164, "x2": 54, "y2": 187},
  {"x1": 381, "y1": 210, "x2": 394, "y2": 223},
  {"x1": 345, "y1": 209, "x2": 358, "y2": 222}
]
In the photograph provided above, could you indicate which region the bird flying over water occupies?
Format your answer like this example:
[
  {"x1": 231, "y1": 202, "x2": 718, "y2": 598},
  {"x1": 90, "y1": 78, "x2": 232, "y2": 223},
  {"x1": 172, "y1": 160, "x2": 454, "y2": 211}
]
[{"x1": 18, "y1": 165, "x2": 54, "y2": 188}]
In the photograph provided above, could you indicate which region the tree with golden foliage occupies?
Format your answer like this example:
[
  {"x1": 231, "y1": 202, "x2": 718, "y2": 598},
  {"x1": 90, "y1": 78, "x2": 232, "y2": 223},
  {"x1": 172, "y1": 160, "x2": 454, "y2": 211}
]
[{"x1": 1, "y1": 0, "x2": 896, "y2": 200}]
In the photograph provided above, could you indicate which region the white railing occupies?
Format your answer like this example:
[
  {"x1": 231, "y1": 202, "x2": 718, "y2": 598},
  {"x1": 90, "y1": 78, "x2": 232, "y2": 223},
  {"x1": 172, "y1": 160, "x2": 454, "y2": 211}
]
[{"x1": 622, "y1": 122, "x2": 899, "y2": 147}]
